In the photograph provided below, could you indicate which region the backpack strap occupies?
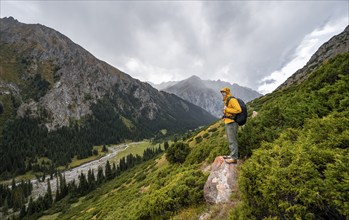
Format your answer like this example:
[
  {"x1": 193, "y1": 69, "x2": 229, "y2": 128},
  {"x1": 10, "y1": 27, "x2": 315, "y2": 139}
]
[
  {"x1": 225, "y1": 96, "x2": 235, "y2": 107},
  {"x1": 224, "y1": 96, "x2": 238, "y2": 120}
]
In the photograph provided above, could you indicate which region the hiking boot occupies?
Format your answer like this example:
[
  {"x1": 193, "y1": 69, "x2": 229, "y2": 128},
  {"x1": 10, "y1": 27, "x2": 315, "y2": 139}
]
[
  {"x1": 222, "y1": 155, "x2": 232, "y2": 159},
  {"x1": 225, "y1": 158, "x2": 237, "y2": 164}
]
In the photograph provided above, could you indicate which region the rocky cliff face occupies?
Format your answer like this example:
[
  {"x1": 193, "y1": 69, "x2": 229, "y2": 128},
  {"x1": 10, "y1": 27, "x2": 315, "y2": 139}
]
[
  {"x1": 1, "y1": 17, "x2": 120, "y2": 129},
  {"x1": 277, "y1": 25, "x2": 349, "y2": 91},
  {"x1": 0, "y1": 17, "x2": 216, "y2": 132},
  {"x1": 161, "y1": 75, "x2": 261, "y2": 118}
]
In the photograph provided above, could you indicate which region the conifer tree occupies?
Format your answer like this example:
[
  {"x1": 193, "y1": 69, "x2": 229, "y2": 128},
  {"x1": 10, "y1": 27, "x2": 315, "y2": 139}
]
[
  {"x1": 105, "y1": 161, "x2": 112, "y2": 180},
  {"x1": 97, "y1": 166, "x2": 105, "y2": 185},
  {"x1": 126, "y1": 154, "x2": 134, "y2": 168},
  {"x1": 45, "y1": 179, "x2": 53, "y2": 206},
  {"x1": 27, "y1": 197, "x2": 34, "y2": 216},
  {"x1": 12, "y1": 187, "x2": 25, "y2": 211},
  {"x1": 119, "y1": 157, "x2": 126, "y2": 171},
  {"x1": 0, "y1": 101, "x2": 3, "y2": 114},
  {"x1": 29, "y1": 180, "x2": 33, "y2": 195},
  {"x1": 55, "y1": 177, "x2": 60, "y2": 202},
  {"x1": 112, "y1": 163, "x2": 117, "y2": 178},
  {"x1": 67, "y1": 180, "x2": 78, "y2": 197},
  {"x1": 78, "y1": 173, "x2": 88, "y2": 195},
  {"x1": 3, "y1": 197, "x2": 9, "y2": 215},
  {"x1": 11, "y1": 178, "x2": 16, "y2": 190},
  {"x1": 87, "y1": 169, "x2": 96, "y2": 191},
  {"x1": 164, "y1": 141, "x2": 169, "y2": 150},
  {"x1": 42, "y1": 171, "x2": 46, "y2": 182},
  {"x1": 116, "y1": 165, "x2": 121, "y2": 176},
  {"x1": 20, "y1": 204, "x2": 27, "y2": 218},
  {"x1": 60, "y1": 174, "x2": 68, "y2": 198}
]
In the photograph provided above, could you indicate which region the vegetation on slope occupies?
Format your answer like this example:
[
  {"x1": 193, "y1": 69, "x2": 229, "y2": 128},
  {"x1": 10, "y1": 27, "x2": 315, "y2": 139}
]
[
  {"x1": 233, "y1": 53, "x2": 349, "y2": 219},
  {"x1": 5, "y1": 52, "x2": 348, "y2": 219},
  {"x1": 38, "y1": 52, "x2": 349, "y2": 219},
  {"x1": 238, "y1": 53, "x2": 349, "y2": 158},
  {"x1": 29, "y1": 122, "x2": 225, "y2": 220}
]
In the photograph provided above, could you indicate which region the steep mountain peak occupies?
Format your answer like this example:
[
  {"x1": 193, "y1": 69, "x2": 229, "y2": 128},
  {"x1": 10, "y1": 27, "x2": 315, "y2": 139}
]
[
  {"x1": 1, "y1": 16, "x2": 18, "y2": 24},
  {"x1": 186, "y1": 75, "x2": 201, "y2": 82},
  {"x1": 163, "y1": 76, "x2": 261, "y2": 118},
  {"x1": 167, "y1": 75, "x2": 207, "y2": 91}
]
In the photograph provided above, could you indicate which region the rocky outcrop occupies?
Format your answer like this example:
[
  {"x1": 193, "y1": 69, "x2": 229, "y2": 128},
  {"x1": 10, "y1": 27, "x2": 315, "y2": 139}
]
[
  {"x1": 0, "y1": 17, "x2": 121, "y2": 129},
  {"x1": 277, "y1": 25, "x2": 349, "y2": 91},
  {"x1": 204, "y1": 156, "x2": 239, "y2": 204}
]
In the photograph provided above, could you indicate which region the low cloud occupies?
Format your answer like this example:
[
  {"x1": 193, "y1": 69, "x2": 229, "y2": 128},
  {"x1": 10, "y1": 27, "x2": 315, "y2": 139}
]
[
  {"x1": 258, "y1": 17, "x2": 348, "y2": 94},
  {"x1": 1, "y1": 1, "x2": 348, "y2": 92}
]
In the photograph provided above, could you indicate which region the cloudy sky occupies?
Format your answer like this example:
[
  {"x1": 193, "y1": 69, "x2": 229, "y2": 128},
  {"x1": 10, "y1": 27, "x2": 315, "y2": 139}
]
[{"x1": 1, "y1": 1, "x2": 348, "y2": 94}]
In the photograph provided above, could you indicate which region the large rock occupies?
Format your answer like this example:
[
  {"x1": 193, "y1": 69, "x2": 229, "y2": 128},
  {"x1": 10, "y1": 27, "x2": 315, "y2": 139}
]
[{"x1": 204, "y1": 156, "x2": 238, "y2": 204}]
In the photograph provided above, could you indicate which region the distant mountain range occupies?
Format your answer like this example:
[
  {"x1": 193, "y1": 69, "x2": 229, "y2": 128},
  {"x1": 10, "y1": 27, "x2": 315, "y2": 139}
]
[
  {"x1": 151, "y1": 76, "x2": 262, "y2": 118},
  {"x1": 0, "y1": 17, "x2": 216, "y2": 177}
]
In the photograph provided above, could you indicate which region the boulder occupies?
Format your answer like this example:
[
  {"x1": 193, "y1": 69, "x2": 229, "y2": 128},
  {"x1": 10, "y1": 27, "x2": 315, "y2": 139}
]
[{"x1": 204, "y1": 156, "x2": 238, "y2": 204}]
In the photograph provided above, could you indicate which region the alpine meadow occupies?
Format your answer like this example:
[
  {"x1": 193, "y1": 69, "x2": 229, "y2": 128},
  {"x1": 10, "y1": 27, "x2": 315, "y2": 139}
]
[{"x1": 0, "y1": 12, "x2": 349, "y2": 220}]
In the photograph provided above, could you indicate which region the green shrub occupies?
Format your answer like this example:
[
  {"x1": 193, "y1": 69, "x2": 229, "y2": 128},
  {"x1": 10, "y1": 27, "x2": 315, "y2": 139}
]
[
  {"x1": 238, "y1": 115, "x2": 349, "y2": 219},
  {"x1": 135, "y1": 172, "x2": 147, "y2": 182},
  {"x1": 203, "y1": 133, "x2": 209, "y2": 138},
  {"x1": 136, "y1": 169, "x2": 206, "y2": 219},
  {"x1": 184, "y1": 130, "x2": 228, "y2": 165},
  {"x1": 238, "y1": 53, "x2": 349, "y2": 158},
  {"x1": 195, "y1": 136, "x2": 203, "y2": 144},
  {"x1": 166, "y1": 142, "x2": 191, "y2": 164}
]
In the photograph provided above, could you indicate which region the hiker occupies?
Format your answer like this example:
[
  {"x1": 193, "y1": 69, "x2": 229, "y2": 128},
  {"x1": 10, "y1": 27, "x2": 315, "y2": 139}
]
[{"x1": 221, "y1": 87, "x2": 242, "y2": 164}]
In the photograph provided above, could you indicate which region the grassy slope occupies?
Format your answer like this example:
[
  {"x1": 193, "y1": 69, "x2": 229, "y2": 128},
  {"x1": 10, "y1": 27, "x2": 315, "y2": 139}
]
[
  {"x1": 232, "y1": 53, "x2": 349, "y2": 219},
  {"x1": 37, "y1": 121, "x2": 231, "y2": 219},
  {"x1": 39, "y1": 53, "x2": 348, "y2": 219}
]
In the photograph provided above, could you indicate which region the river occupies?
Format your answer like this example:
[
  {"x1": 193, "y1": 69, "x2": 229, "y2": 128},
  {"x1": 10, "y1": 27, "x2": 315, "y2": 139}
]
[{"x1": 29, "y1": 142, "x2": 136, "y2": 199}]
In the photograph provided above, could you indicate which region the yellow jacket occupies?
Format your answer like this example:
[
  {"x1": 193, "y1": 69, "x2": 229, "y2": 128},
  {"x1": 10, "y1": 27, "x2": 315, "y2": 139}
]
[{"x1": 221, "y1": 87, "x2": 242, "y2": 124}]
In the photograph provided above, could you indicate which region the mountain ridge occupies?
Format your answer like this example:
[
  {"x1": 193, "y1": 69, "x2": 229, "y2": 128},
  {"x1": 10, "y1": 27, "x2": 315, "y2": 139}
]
[
  {"x1": 0, "y1": 17, "x2": 217, "y2": 178},
  {"x1": 276, "y1": 25, "x2": 349, "y2": 91},
  {"x1": 0, "y1": 16, "x2": 216, "y2": 130},
  {"x1": 154, "y1": 75, "x2": 262, "y2": 117}
]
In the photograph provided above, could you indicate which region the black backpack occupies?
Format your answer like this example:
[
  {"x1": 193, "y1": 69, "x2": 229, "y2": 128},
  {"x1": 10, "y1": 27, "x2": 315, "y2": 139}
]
[{"x1": 225, "y1": 96, "x2": 248, "y2": 126}]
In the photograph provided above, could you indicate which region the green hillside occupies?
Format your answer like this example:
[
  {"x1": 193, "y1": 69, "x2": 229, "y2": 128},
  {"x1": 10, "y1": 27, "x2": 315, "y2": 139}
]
[
  {"x1": 0, "y1": 17, "x2": 217, "y2": 180},
  {"x1": 23, "y1": 121, "x2": 227, "y2": 220},
  {"x1": 20, "y1": 52, "x2": 349, "y2": 219},
  {"x1": 233, "y1": 52, "x2": 349, "y2": 219}
]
